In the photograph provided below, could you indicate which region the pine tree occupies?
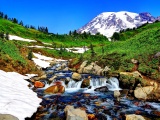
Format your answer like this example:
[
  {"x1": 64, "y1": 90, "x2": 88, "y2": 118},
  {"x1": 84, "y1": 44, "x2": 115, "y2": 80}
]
[
  {"x1": 102, "y1": 46, "x2": 104, "y2": 54},
  {"x1": 4, "y1": 14, "x2": 8, "y2": 19},
  {"x1": 69, "y1": 30, "x2": 72, "y2": 36},
  {"x1": 90, "y1": 43, "x2": 95, "y2": 57},
  {"x1": 0, "y1": 32, "x2": 4, "y2": 39},
  {"x1": 0, "y1": 12, "x2": 4, "y2": 18},
  {"x1": 45, "y1": 27, "x2": 48, "y2": 33},
  {"x1": 28, "y1": 50, "x2": 33, "y2": 60},
  {"x1": 5, "y1": 32, "x2": 9, "y2": 40},
  {"x1": 19, "y1": 20, "x2": 23, "y2": 26},
  {"x1": 111, "y1": 32, "x2": 120, "y2": 41},
  {"x1": 13, "y1": 18, "x2": 18, "y2": 24}
]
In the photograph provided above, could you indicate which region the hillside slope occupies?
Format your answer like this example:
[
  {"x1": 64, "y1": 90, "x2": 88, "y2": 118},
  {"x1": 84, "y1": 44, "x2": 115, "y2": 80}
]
[{"x1": 83, "y1": 21, "x2": 160, "y2": 80}]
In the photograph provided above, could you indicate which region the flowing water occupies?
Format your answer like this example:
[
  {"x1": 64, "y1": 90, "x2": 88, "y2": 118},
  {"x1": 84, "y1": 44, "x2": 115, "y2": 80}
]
[{"x1": 28, "y1": 61, "x2": 160, "y2": 120}]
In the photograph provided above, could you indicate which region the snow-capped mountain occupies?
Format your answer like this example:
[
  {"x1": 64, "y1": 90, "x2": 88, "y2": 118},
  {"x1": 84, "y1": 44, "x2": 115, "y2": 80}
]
[{"x1": 77, "y1": 11, "x2": 157, "y2": 38}]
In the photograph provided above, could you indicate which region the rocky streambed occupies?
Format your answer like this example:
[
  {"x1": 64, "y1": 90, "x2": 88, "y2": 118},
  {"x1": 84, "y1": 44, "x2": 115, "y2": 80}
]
[{"x1": 26, "y1": 60, "x2": 160, "y2": 120}]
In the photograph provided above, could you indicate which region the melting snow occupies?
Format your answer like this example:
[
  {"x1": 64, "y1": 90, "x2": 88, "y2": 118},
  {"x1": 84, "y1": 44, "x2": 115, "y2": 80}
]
[
  {"x1": 9, "y1": 35, "x2": 36, "y2": 42},
  {"x1": 0, "y1": 70, "x2": 42, "y2": 120}
]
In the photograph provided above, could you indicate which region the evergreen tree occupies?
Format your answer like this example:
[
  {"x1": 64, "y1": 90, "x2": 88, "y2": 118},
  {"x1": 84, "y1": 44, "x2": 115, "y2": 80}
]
[
  {"x1": 28, "y1": 50, "x2": 33, "y2": 60},
  {"x1": 30, "y1": 25, "x2": 36, "y2": 29},
  {"x1": 45, "y1": 27, "x2": 48, "y2": 33},
  {"x1": 4, "y1": 14, "x2": 8, "y2": 19},
  {"x1": 0, "y1": 32, "x2": 4, "y2": 39},
  {"x1": 5, "y1": 32, "x2": 9, "y2": 40},
  {"x1": 0, "y1": 12, "x2": 4, "y2": 18},
  {"x1": 90, "y1": 43, "x2": 95, "y2": 57},
  {"x1": 19, "y1": 20, "x2": 24, "y2": 26},
  {"x1": 69, "y1": 30, "x2": 72, "y2": 36},
  {"x1": 102, "y1": 46, "x2": 104, "y2": 54},
  {"x1": 111, "y1": 32, "x2": 120, "y2": 41},
  {"x1": 12, "y1": 18, "x2": 18, "y2": 24}
]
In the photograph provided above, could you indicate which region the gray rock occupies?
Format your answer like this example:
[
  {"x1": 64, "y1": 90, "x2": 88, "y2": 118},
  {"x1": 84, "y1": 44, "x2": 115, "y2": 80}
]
[{"x1": 154, "y1": 52, "x2": 160, "y2": 58}]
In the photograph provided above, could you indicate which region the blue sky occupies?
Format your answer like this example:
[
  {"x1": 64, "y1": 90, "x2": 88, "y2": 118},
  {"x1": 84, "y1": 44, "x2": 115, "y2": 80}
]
[{"x1": 0, "y1": 0, "x2": 160, "y2": 34}]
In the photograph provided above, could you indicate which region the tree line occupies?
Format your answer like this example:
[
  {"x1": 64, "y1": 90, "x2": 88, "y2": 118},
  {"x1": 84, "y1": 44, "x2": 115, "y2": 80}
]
[{"x1": 0, "y1": 11, "x2": 49, "y2": 34}]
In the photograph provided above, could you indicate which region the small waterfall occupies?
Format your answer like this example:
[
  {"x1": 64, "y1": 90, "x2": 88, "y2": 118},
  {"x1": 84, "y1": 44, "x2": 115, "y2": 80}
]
[
  {"x1": 106, "y1": 77, "x2": 121, "y2": 91},
  {"x1": 90, "y1": 78, "x2": 107, "y2": 89},
  {"x1": 67, "y1": 79, "x2": 82, "y2": 88}
]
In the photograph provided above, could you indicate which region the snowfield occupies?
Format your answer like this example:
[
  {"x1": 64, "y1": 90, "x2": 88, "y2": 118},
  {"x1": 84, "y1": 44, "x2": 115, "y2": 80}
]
[
  {"x1": 0, "y1": 70, "x2": 42, "y2": 120},
  {"x1": 9, "y1": 35, "x2": 37, "y2": 42}
]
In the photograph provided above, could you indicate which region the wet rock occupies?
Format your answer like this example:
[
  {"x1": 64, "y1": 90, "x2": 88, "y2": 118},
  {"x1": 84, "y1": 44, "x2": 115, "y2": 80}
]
[
  {"x1": 63, "y1": 67, "x2": 69, "y2": 71},
  {"x1": 95, "y1": 113, "x2": 107, "y2": 120},
  {"x1": 61, "y1": 62, "x2": 67, "y2": 69},
  {"x1": 114, "y1": 90, "x2": 121, "y2": 101},
  {"x1": 87, "y1": 114, "x2": 95, "y2": 120},
  {"x1": 64, "y1": 105, "x2": 88, "y2": 120},
  {"x1": 125, "y1": 114, "x2": 146, "y2": 120},
  {"x1": 134, "y1": 86, "x2": 154, "y2": 100},
  {"x1": 44, "y1": 82, "x2": 65, "y2": 94},
  {"x1": 0, "y1": 114, "x2": 19, "y2": 120},
  {"x1": 49, "y1": 60, "x2": 56, "y2": 66},
  {"x1": 94, "y1": 86, "x2": 108, "y2": 92},
  {"x1": 151, "y1": 111, "x2": 160, "y2": 117},
  {"x1": 39, "y1": 74, "x2": 47, "y2": 80},
  {"x1": 49, "y1": 75, "x2": 57, "y2": 82},
  {"x1": 72, "y1": 72, "x2": 82, "y2": 81},
  {"x1": 34, "y1": 81, "x2": 45, "y2": 88},
  {"x1": 81, "y1": 78, "x2": 90, "y2": 88},
  {"x1": 119, "y1": 89, "x2": 128, "y2": 97}
]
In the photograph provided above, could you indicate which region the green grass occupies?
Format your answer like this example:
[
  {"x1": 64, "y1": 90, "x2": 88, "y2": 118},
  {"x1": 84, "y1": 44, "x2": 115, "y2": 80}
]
[
  {"x1": 0, "y1": 39, "x2": 26, "y2": 65},
  {"x1": 83, "y1": 22, "x2": 160, "y2": 79},
  {"x1": 0, "y1": 18, "x2": 109, "y2": 47}
]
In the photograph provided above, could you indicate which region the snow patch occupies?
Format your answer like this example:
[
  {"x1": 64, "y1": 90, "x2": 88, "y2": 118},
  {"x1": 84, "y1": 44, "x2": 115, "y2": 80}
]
[
  {"x1": 9, "y1": 35, "x2": 37, "y2": 42},
  {"x1": 0, "y1": 70, "x2": 42, "y2": 120}
]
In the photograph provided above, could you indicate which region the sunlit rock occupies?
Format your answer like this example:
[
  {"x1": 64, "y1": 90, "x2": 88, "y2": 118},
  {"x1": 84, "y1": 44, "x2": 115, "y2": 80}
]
[
  {"x1": 64, "y1": 105, "x2": 88, "y2": 120},
  {"x1": 34, "y1": 81, "x2": 45, "y2": 88},
  {"x1": 125, "y1": 114, "x2": 146, "y2": 120},
  {"x1": 72, "y1": 72, "x2": 82, "y2": 81},
  {"x1": 0, "y1": 114, "x2": 19, "y2": 120}
]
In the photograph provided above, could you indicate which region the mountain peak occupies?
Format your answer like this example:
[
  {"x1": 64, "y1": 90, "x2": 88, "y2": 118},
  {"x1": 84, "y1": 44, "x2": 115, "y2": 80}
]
[{"x1": 78, "y1": 11, "x2": 157, "y2": 39}]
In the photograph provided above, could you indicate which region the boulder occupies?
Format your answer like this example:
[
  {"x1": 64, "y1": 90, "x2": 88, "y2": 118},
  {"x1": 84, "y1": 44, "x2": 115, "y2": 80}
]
[
  {"x1": 81, "y1": 78, "x2": 90, "y2": 88},
  {"x1": 72, "y1": 72, "x2": 82, "y2": 81},
  {"x1": 114, "y1": 90, "x2": 121, "y2": 98},
  {"x1": 87, "y1": 114, "x2": 95, "y2": 120},
  {"x1": 125, "y1": 114, "x2": 146, "y2": 120},
  {"x1": 114, "y1": 90, "x2": 121, "y2": 101},
  {"x1": 92, "y1": 64, "x2": 103, "y2": 75},
  {"x1": 44, "y1": 82, "x2": 65, "y2": 94},
  {"x1": 61, "y1": 62, "x2": 67, "y2": 69},
  {"x1": 83, "y1": 64, "x2": 94, "y2": 74},
  {"x1": 134, "y1": 86, "x2": 154, "y2": 100},
  {"x1": 34, "y1": 81, "x2": 45, "y2": 88},
  {"x1": 0, "y1": 114, "x2": 19, "y2": 120},
  {"x1": 154, "y1": 52, "x2": 160, "y2": 58},
  {"x1": 94, "y1": 86, "x2": 108, "y2": 92},
  {"x1": 64, "y1": 105, "x2": 88, "y2": 120},
  {"x1": 80, "y1": 61, "x2": 88, "y2": 68}
]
